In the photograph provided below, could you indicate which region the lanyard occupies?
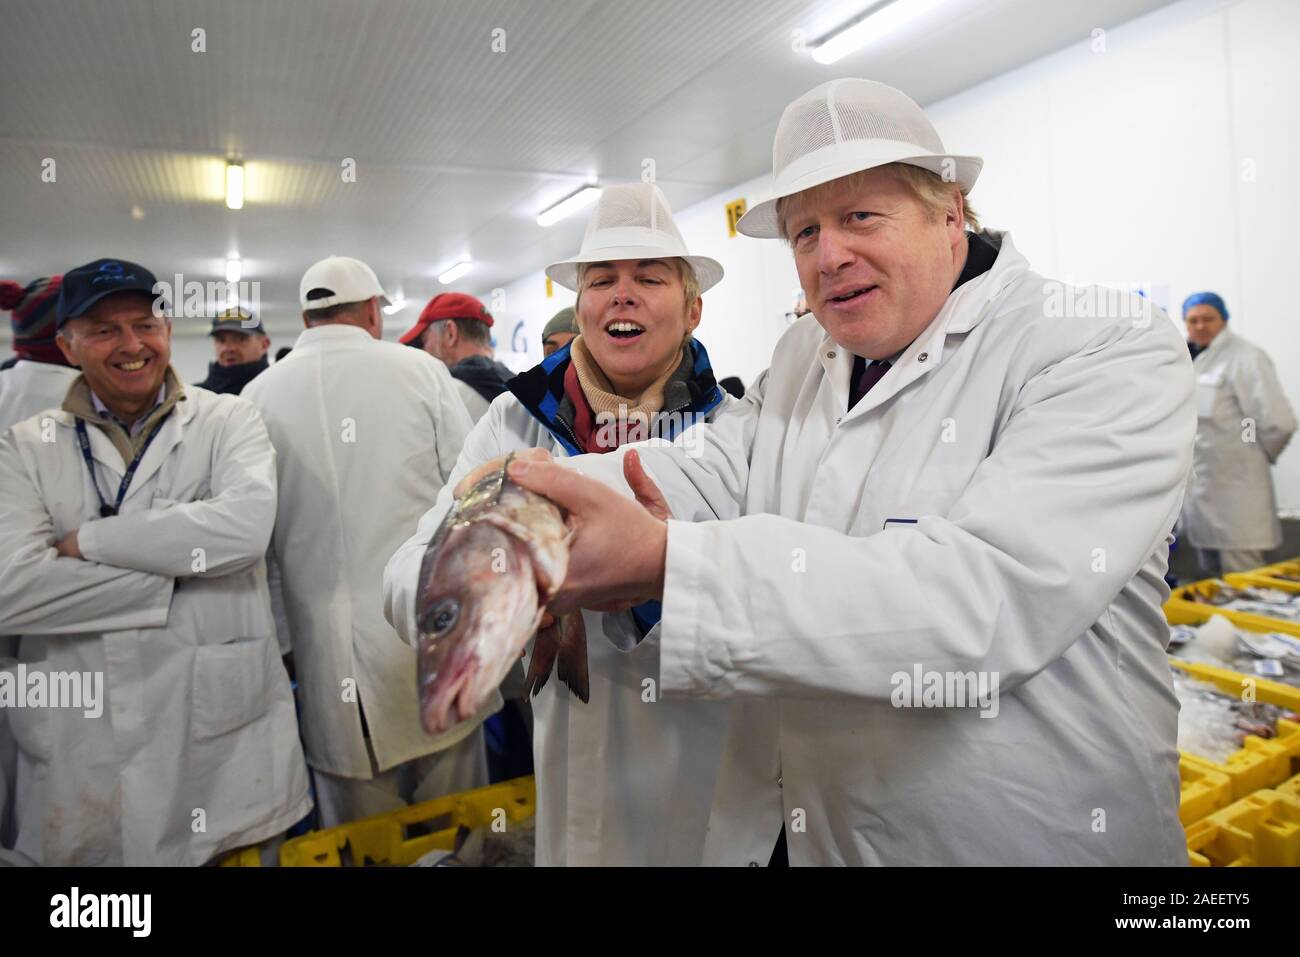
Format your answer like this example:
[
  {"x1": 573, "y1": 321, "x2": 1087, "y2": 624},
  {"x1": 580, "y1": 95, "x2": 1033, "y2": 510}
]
[{"x1": 74, "y1": 411, "x2": 173, "y2": 518}]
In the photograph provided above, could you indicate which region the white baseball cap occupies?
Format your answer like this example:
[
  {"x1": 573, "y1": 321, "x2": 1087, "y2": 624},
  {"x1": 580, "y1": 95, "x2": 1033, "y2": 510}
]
[
  {"x1": 545, "y1": 182, "x2": 724, "y2": 294},
  {"x1": 300, "y1": 255, "x2": 390, "y2": 311},
  {"x1": 737, "y1": 78, "x2": 983, "y2": 239}
]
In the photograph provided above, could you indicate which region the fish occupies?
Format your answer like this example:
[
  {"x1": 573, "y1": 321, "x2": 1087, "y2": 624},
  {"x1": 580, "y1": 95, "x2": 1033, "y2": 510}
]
[{"x1": 416, "y1": 454, "x2": 589, "y2": 734}]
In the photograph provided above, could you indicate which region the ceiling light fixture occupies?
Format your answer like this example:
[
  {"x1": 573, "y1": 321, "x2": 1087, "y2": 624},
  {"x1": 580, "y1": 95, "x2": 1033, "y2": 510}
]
[
  {"x1": 811, "y1": 0, "x2": 948, "y2": 65},
  {"x1": 225, "y1": 161, "x2": 245, "y2": 210},
  {"x1": 225, "y1": 257, "x2": 242, "y2": 283},
  {"x1": 438, "y1": 261, "x2": 472, "y2": 284},
  {"x1": 536, "y1": 185, "x2": 601, "y2": 227}
]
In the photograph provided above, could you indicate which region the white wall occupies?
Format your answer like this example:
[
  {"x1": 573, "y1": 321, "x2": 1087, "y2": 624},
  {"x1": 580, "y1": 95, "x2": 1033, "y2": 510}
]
[{"x1": 494, "y1": 0, "x2": 1300, "y2": 508}]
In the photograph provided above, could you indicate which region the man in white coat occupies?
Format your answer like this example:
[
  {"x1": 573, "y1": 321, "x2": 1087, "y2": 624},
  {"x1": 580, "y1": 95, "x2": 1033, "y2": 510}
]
[
  {"x1": 495, "y1": 79, "x2": 1198, "y2": 865},
  {"x1": 243, "y1": 256, "x2": 486, "y2": 829},
  {"x1": 0, "y1": 276, "x2": 81, "y2": 433},
  {"x1": 0, "y1": 257, "x2": 311, "y2": 865},
  {"x1": 399, "y1": 293, "x2": 515, "y2": 424},
  {"x1": 1179, "y1": 291, "x2": 1296, "y2": 576},
  {"x1": 0, "y1": 274, "x2": 81, "y2": 856}
]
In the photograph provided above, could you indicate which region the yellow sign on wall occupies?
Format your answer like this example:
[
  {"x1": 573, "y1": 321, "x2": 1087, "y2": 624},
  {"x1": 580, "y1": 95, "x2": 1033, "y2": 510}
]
[{"x1": 725, "y1": 198, "x2": 748, "y2": 238}]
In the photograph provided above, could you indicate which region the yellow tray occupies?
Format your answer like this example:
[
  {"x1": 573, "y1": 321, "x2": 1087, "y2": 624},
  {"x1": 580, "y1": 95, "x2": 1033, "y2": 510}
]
[
  {"x1": 1279, "y1": 771, "x2": 1300, "y2": 803},
  {"x1": 280, "y1": 775, "x2": 536, "y2": 867},
  {"x1": 1165, "y1": 577, "x2": 1300, "y2": 638},
  {"x1": 217, "y1": 846, "x2": 263, "y2": 867},
  {"x1": 1230, "y1": 559, "x2": 1300, "y2": 591},
  {"x1": 1178, "y1": 756, "x2": 1234, "y2": 826},
  {"x1": 1185, "y1": 788, "x2": 1300, "y2": 866},
  {"x1": 1171, "y1": 659, "x2": 1300, "y2": 801}
]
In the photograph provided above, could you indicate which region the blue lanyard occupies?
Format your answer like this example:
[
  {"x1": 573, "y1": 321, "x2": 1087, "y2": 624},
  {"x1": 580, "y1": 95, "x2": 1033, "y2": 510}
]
[{"x1": 74, "y1": 411, "x2": 173, "y2": 518}]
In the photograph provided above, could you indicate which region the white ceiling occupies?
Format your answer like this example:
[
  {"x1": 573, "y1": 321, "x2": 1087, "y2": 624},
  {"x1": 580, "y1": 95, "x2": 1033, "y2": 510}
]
[{"x1": 0, "y1": 0, "x2": 1174, "y2": 336}]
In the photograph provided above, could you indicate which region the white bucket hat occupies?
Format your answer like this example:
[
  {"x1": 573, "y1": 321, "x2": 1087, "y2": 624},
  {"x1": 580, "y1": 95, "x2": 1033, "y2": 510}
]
[
  {"x1": 737, "y1": 78, "x2": 983, "y2": 239},
  {"x1": 545, "y1": 182, "x2": 724, "y2": 294}
]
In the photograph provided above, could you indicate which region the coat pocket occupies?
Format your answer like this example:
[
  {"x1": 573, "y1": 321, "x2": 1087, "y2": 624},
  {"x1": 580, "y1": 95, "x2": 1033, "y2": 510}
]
[
  {"x1": 1195, "y1": 373, "x2": 1225, "y2": 419},
  {"x1": 191, "y1": 637, "x2": 273, "y2": 741},
  {"x1": 4, "y1": 679, "x2": 51, "y2": 763}
]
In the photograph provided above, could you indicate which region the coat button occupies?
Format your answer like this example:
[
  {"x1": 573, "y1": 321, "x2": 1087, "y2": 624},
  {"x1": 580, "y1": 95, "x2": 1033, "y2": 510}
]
[
  {"x1": 827, "y1": 351, "x2": 836, "y2": 359},
  {"x1": 918, "y1": 352, "x2": 929, "y2": 362}
]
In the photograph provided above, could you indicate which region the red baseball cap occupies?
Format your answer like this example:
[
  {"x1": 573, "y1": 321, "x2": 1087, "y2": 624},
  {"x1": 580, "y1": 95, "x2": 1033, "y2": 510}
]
[{"x1": 400, "y1": 292, "x2": 493, "y2": 345}]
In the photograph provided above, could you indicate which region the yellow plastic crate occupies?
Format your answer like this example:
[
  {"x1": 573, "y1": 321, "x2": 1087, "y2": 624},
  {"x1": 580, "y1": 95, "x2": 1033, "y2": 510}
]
[
  {"x1": 1165, "y1": 577, "x2": 1300, "y2": 638},
  {"x1": 1230, "y1": 561, "x2": 1300, "y2": 592},
  {"x1": 1171, "y1": 659, "x2": 1300, "y2": 800},
  {"x1": 1170, "y1": 658, "x2": 1300, "y2": 711},
  {"x1": 1279, "y1": 772, "x2": 1300, "y2": 803},
  {"x1": 1185, "y1": 788, "x2": 1300, "y2": 866},
  {"x1": 1179, "y1": 756, "x2": 1234, "y2": 825},
  {"x1": 217, "y1": 846, "x2": 263, "y2": 867},
  {"x1": 280, "y1": 775, "x2": 535, "y2": 867}
]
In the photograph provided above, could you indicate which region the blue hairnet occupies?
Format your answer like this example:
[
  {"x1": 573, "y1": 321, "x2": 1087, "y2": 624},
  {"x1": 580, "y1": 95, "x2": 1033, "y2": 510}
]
[{"x1": 1182, "y1": 291, "x2": 1229, "y2": 322}]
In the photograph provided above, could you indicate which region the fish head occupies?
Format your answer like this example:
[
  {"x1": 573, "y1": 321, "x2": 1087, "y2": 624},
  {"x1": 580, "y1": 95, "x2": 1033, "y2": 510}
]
[{"x1": 416, "y1": 519, "x2": 542, "y2": 734}]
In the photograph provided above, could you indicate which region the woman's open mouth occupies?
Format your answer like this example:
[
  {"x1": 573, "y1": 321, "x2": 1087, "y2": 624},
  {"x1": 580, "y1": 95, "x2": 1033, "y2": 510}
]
[{"x1": 604, "y1": 320, "x2": 645, "y2": 341}]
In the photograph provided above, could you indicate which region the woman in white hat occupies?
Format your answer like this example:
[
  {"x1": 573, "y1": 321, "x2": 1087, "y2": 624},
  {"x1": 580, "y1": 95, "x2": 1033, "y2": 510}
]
[{"x1": 384, "y1": 181, "x2": 733, "y2": 866}]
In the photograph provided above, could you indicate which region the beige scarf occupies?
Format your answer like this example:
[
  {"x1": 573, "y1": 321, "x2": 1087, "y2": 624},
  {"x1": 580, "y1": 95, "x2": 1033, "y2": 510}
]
[
  {"x1": 568, "y1": 335, "x2": 685, "y2": 431},
  {"x1": 62, "y1": 366, "x2": 185, "y2": 465}
]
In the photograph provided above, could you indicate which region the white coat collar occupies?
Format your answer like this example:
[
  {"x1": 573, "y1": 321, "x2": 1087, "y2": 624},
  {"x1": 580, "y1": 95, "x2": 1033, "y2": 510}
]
[
  {"x1": 293, "y1": 323, "x2": 373, "y2": 349},
  {"x1": 1197, "y1": 326, "x2": 1233, "y2": 362},
  {"x1": 823, "y1": 230, "x2": 1030, "y2": 417}
]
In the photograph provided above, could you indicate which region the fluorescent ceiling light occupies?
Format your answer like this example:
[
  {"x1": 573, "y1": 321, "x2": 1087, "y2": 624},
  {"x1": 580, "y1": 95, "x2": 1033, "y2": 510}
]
[
  {"x1": 382, "y1": 295, "x2": 408, "y2": 316},
  {"x1": 438, "y1": 261, "x2": 473, "y2": 284},
  {"x1": 812, "y1": 0, "x2": 947, "y2": 65},
  {"x1": 537, "y1": 185, "x2": 601, "y2": 227},
  {"x1": 225, "y1": 257, "x2": 241, "y2": 283},
  {"x1": 225, "y1": 161, "x2": 244, "y2": 210}
]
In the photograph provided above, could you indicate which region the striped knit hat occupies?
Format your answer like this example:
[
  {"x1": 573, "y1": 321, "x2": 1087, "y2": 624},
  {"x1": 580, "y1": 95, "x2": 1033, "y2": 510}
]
[{"x1": 2, "y1": 275, "x2": 70, "y2": 365}]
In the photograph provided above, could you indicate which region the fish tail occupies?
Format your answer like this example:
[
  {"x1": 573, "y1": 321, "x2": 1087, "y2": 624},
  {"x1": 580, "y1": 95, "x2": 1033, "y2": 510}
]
[
  {"x1": 555, "y1": 612, "x2": 590, "y2": 704},
  {"x1": 525, "y1": 624, "x2": 559, "y2": 698}
]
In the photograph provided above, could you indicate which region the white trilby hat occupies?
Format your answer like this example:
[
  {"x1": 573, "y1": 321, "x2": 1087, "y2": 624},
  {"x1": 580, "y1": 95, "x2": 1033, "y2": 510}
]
[
  {"x1": 737, "y1": 78, "x2": 983, "y2": 239},
  {"x1": 300, "y1": 255, "x2": 390, "y2": 310},
  {"x1": 545, "y1": 182, "x2": 724, "y2": 294}
]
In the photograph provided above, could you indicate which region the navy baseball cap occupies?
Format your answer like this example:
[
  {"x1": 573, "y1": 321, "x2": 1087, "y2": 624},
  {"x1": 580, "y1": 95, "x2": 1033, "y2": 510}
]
[
  {"x1": 56, "y1": 258, "x2": 161, "y2": 327},
  {"x1": 209, "y1": 305, "x2": 265, "y2": 336}
]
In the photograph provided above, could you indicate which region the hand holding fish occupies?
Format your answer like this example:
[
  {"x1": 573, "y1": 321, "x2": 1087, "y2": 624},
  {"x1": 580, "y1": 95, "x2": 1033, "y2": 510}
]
[
  {"x1": 415, "y1": 449, "x2": 671, "y2": 734},
  {"x1": 454, "y1": 447, "x2": 553, "y2": 498},
  {"x1": 506, "y1": 449, "x2": 670, "y2": 616}
]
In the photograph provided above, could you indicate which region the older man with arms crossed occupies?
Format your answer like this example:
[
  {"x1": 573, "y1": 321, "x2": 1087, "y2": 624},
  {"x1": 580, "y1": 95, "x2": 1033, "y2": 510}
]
[{"x1": 0, "y1": 257, "x2": 309, "y2": 865}]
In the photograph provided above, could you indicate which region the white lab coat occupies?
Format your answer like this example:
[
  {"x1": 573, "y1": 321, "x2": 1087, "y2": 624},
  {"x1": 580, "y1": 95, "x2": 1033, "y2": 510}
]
[
  {"x1": 242, "y1": 325, "x2": 493, "y2": 780},
  {"x1": 571, "y1": 232, "x2": 1197, "y2": 865},
  {"x1": 384, "y1": 390, "x2": 733, "y2": 866},
  {"x1": 453, "y1": 379, "x2": 491, "y2": 423},
  {"x1": 0, "y1": 360, "x2": 78, "y2": 850},
  {"x1": 0, "y1": 380, "x2": 311, "y2": 865},
  {"x1": 1179, "y1": 327, "x2": 1296, "y2": 551},
  {"x1": 0, "y1": 360, "x2": 80, "y2": 433}
]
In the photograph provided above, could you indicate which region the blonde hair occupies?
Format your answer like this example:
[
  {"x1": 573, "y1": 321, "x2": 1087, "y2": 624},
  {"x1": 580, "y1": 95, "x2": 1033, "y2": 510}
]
[
  {"x1": 776, "y1": 162, "x2": 980, "y2": 241},
  {"x1": 574, "y1": 257, "x2": 700, "y2": 312}
]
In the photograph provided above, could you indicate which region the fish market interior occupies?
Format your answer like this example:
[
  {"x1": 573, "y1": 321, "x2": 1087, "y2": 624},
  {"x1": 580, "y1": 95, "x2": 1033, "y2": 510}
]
[{"x1": 4, "y1": 0, "x2": 1300, "y2": 879}]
